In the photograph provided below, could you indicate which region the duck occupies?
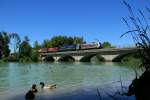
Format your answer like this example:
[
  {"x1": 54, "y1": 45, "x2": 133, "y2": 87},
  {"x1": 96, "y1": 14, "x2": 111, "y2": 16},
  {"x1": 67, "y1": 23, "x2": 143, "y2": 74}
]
[
  {"x1": 40, "y1": 82, "x2": 56, "y2": 89},
  {"x1": 31, "y1": 84, "x2": 38, "y2": 93},
  {"x1": 25, "y1": 90, "x2": 35, "y2": 100}
]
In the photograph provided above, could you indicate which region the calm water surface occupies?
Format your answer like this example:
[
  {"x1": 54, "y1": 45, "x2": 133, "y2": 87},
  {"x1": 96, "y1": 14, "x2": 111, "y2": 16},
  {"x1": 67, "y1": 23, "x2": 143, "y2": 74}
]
[{"x1": 0, "y1": 62, "x2": 137, "y2": 100}]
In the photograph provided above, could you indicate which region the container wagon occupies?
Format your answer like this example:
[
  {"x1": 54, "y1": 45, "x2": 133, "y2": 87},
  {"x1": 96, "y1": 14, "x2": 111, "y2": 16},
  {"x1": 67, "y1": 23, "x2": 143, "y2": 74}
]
[
  {"x1": 59, "y1": 44, "x2": 76, "y2": 52},
  {"x1": 47, "y1": 47, "x2": 59, "y2": 52}
]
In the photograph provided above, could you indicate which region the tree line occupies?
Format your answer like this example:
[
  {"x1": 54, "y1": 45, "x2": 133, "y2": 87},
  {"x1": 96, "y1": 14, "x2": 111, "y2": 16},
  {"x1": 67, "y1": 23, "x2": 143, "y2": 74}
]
[{"x1": 0, "y1": 32, "x2": 112, "y2": 62}]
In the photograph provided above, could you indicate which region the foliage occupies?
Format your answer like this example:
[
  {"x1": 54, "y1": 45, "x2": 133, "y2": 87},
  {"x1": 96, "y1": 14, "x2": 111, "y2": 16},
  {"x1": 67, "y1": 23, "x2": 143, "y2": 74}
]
[
  {"x1": 33, "y1": 40, "x2": 41, "y2": 50},
  {"x1": 0, "y1": 32, "x2": 86, "y2": 62},
  {"x1": 50, "y1": 36, "x2": 73, "y2": 47},
  {"x1": 42, "y1": 35, "x2": 86, "y2": 48},
  {"x1": 2, "y1": 45, "x2": 10, "y2": 57},
  {"x1": 113, "y1": 52, "x2": 140, "y2": 62},
  {"x1": 0, "y1": 33, "x2": 37, "y2": 62},
  {"x1": 19, "y1": 57, "x2": 32, "y2": 62},
  {"x1": 18, "y1": 36, "x2": 40, "y2": 62},
  {"x1": 24, "y1": 36, "x2": 30, "y2": 42},
  {"x1": 73, "y1": 36, "x2": 86, "y2": 44},
  {"x1": 0, "y1": 32, "x2": 11, "y2": 58},
  {"x1": 102, "y1": 42, "x2": 111, "y2": 48},
  {"x1": 18, "y1": 36, "x2": 32, "y2": 59},
  {"x1": 5, "y1": 55, "x2": 19, "y2": 62},
  {"x1": 0, "y1": 50, "x2": 2, "y2": 59},
  {"x1": 31, "y1": 51, "x2": 39, "y2": 62},
  {"x1": 122, "y1": 1, "x2": 150, "y2": 99},
  {"x1": 121, "y1": 53, "x2": 141, "y2": 63},
  {"x1": 122, "y1": 1, "x2": 150, "y2": 70},
  {"x1": 42, "y1": 39, "x2": 51, "y2": 48}
]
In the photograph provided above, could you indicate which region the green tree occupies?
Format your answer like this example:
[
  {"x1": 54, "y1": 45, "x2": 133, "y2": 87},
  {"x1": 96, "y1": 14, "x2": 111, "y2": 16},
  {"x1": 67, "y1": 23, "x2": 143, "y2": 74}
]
[
  {"x1": 31, "y1": 50, "x2": 39, "y2": 62},
  {"x1": 102, "y1": 42, "x2": 111, "y2": 48},
  {"x1": 0, "y1": 34, "x2": 3, "y2": 59},
  {"x1": 3, "y1": 45, "x2": 10, "y2": 57},
  {"x1": 33, "y1": 40, "x2": 41, "y2": 50},
  {"x1": 18, "y1": 36, "x2": 32, "y2": 59},
  {"x1": 50, "y1": 35, "x2": 86, "y2": 47},
  {"x1": 0, "y1": 32, "x2": 10, "y2": 58},
  {"x1": 50, "y1": 36, "x2": 69, "y2": 47},
  {"x1": 42, "y1": 39, "x2": 51, "y2": 48},
  {"x1": 73, "y1": 36, "x2": 86, "y2": 44},
  {"x1": 41, "y1": 35, "x2": 86, "y2": 48},
  {"x1": 32, "y1": 40, "x2": 41, "y2": 62},
  {"x1": 24, "y1": 36, "x2": 30, "y2": 42},
  {"x1": 0, "y1": 49, "x2": 2, "y2": 59},
  {"x1": 67, "y1": 36, "x2": 74, "y2": 45}
]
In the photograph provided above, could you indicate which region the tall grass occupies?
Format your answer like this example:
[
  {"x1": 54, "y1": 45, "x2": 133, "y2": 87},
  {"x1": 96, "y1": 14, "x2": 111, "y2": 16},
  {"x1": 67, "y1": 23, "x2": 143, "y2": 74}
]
[
  {"x1": 122, "y1": 0, "x2": 150, "y2": 71},
  {"x1": 122, "y1": 1, "x2": 150, "y2": 99}
]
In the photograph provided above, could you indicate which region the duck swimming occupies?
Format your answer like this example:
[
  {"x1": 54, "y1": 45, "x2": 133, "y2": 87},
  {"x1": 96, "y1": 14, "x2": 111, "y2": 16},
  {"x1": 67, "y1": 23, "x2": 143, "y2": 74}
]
[
  {"x1": 25, "y1": 84, "x2": 38, "y2": 100},
  {"x1": 40, "y1": 82, "x2": 56, "y2": 89},
  {"x1": 31, "y1": 84, "x2": 38, "y2": 93},
  {"x1": 25, "y1": 90, "x2": 35, "y2": 100}
]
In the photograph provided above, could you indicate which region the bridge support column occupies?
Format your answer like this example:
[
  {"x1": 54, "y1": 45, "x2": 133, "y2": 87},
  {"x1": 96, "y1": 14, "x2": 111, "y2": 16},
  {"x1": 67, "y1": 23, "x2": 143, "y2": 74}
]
[
  {"x1": 41, "y1": 57, "x2": 45, "y2": 61},
  {"x1": 39, "y1": 55, "x2": 44, "y2": 61},
  {"x1": 101, "y1": 55, "x2": 118, "y2": 62},
  {"x1": 53, "y1": 56, "x2": 60, "y2": 62},
  {"x1": 73, "y1": 56, "x2": 83, "y2": 62}
]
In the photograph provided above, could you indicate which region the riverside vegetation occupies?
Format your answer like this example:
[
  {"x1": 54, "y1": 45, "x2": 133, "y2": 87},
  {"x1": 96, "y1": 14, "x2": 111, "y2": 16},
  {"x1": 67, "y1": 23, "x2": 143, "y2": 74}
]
[
  {"x1": 0, "y1": 33, "x2": 117, "y2": 62},
  {"x1": 122, "y1": 1, "x2": 150, "y2": 100}
]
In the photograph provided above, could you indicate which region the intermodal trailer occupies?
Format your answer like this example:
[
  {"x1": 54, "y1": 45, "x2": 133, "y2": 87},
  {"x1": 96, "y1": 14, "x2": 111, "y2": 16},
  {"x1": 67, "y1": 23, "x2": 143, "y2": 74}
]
[
  {"x1": 47, "y1": 47, "x2": 59, "y2": 52},
  {"x1": 59, "y1": 44, "x2": 76, "y2": 51}
]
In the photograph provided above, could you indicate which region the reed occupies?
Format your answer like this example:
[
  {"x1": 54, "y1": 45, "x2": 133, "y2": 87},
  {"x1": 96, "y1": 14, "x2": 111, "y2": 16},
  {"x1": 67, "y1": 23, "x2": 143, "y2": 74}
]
[
  {"x1": 122, "y1": 1, "x2": 150, "y2": 70},
  {"x1": 122, "y1": 1, "x2": 150, "y2": 99}
]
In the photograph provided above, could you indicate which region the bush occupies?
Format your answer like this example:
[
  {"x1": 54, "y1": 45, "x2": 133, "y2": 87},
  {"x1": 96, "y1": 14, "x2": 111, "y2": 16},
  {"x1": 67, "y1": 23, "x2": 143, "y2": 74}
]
[
  {"x1": 19, "y1": 57, "x2": 32, "y2": 62},
  {"x1": 31, "y1": 51, "x2": 39, "y2": 62}
]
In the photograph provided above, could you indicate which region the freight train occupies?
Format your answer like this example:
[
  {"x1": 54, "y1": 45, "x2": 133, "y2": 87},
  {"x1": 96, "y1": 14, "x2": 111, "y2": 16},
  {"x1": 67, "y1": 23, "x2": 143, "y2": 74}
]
[{"x1": 38, "y1": 42, "x2": 102, "y2": 53}]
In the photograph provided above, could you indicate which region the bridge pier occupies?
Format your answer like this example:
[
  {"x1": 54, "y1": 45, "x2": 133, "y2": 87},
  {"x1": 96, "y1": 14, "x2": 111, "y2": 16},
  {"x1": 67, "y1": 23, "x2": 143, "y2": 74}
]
[
  {"x1": 101, "y1": 55, "x2": 119, "y2": 62},
  {"x1": 53, "y1": 56, "x2": 60, "y2": 62},
  {"x1": 73, "y1": 56, "x2": 83, "y2": 62}
]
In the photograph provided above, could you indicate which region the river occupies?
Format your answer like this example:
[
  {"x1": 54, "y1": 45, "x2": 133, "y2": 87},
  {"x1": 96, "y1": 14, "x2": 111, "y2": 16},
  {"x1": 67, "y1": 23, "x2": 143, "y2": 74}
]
[{"x1": 0, "y1": 62, "x2": 138, "y2": 100}]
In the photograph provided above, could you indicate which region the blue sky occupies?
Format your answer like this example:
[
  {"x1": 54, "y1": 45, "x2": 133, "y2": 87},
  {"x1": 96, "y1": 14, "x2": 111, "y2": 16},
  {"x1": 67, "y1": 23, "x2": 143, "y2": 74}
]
[{"x1": 0, "y1": 0, "x2": 149, "y2": 47}]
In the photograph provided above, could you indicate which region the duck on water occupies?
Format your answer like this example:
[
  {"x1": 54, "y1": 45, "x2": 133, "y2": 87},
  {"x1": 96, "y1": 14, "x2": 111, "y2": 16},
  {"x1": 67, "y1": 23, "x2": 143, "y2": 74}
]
[
  {"x1": 25, "y1": 82, "x2": 57, "y2": 100},
  {"x1": 40, "y1": 82, "x2": 56, "y2": 89},
  {"x1": 25, "y1": 84, "x2": 38, "y2": 100}
]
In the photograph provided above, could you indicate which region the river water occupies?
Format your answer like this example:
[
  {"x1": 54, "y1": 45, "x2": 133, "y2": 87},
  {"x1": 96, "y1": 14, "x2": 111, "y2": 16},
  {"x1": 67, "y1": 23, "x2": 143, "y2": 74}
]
[{"x1": 0, "y1": 62, "x2": 137, "y2": 100}]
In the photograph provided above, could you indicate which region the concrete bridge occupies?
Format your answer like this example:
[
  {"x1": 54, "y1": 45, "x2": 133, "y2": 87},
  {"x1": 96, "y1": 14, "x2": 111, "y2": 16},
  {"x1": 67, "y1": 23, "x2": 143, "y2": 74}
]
[{"x1": 39, "y1": 48, "x2": 138, "y2": 62}]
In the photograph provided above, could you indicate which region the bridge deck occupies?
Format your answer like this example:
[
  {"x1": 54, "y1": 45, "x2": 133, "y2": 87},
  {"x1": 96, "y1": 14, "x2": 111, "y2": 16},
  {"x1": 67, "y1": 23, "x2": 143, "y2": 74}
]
[{"x1": 40, "y1": 48, "x2": 137, "y2": 56}]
